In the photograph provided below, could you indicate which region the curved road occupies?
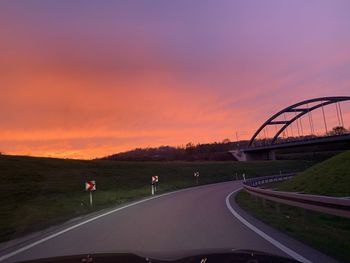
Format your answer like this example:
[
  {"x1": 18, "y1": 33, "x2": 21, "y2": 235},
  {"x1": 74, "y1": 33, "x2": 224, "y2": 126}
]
[{"x1": 0, "y1": 181, "x2": 339, "y2": 263}]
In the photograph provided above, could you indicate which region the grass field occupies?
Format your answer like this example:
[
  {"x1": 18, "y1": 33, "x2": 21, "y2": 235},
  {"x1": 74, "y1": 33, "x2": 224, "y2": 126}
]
[
  {"x1": 236, "y1": 191, "x2": 350, "y2": 262},
  {"x1": 270, "y1": 150, "x2": 350, "y2": 197},
  {"x1": 236, "y1": 151, "x2": 350, "y2": 262},
  {"x1": 0, "y1": 154, "x2": 314, "y2": 243}
]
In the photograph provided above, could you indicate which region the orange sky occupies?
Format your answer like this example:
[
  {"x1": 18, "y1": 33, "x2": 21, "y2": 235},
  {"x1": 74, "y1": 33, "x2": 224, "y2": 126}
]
[{"x1": 1, "y1": 1, "x2": 350, "y2": 159}]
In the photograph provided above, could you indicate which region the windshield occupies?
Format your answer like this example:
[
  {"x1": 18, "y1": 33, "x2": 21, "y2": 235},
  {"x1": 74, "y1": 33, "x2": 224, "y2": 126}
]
[{"x1": 0, "y1": 1, "x2": 349, "y2": 263}]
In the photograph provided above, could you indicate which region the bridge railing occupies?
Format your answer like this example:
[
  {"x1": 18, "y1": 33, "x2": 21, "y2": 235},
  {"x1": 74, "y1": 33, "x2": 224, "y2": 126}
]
[
  {"x1": 250, "y1": 132, "x2": 350, "y2": 148},
  {"x1": 242, "y1": 174, "x2": 350, "y2": 219},
  {"x1": 249, "y1": 132, "x2": 350, "y2": 148}
]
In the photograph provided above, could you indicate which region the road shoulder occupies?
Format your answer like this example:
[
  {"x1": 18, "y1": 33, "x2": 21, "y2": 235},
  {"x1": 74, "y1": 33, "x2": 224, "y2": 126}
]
[{"x1": 227, "y1": 189, "x2": 340, "y2": 263}]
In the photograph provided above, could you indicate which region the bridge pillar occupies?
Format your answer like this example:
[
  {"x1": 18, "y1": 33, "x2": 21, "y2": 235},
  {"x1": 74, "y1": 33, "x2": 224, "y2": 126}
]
[
  {"x1": 229, "y1": 150, "x2": 248, "y2": 161},
  {"x1": 230, "y1": 150, "x2": 274, "y2": 161},
  {"x1": 269, "y1": 150, "x2": 276, "y2": 160}
]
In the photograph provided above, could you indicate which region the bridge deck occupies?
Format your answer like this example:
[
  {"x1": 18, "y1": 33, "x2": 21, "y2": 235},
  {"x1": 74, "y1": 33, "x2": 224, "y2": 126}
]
[{"x1": 243, "y1": 134, "x2": 350, "y2": 152}]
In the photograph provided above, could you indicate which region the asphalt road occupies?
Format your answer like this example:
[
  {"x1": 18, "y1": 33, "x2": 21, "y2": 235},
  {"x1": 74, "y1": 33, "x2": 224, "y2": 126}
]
[{"x1": 0, "y1": 181, "x2": 339, "y2": 263}]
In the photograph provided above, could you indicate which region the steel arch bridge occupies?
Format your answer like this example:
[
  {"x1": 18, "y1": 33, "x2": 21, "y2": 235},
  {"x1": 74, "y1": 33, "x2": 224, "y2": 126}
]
[{"x1": 248, "y1": 96, "x2": 350, "y2": 148}]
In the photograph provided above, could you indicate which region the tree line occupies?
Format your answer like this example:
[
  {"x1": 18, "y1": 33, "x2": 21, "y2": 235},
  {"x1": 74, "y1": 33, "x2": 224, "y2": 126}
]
[
  {"x1": 101, "y1": 139, "x2": 248, "y2": 161},
  {"x1": 101, "y1": 126, "x2": 349, "y2": 162}
]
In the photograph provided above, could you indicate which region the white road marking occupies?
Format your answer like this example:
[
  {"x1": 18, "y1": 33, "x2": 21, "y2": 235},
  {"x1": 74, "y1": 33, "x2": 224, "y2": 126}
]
[
  {"x1": 225, "y1": 188, "x2": 312, "y2": 263},
  {"x1": 1, "y1": 182, "x2": 311, "y2": 263},
  {"x1": 0, "y1": 187, "x2": 193, "y2": 262}
]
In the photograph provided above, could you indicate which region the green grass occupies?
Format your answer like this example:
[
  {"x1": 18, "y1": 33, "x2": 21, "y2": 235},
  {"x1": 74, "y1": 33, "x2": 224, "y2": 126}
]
[
  {"x1": 0, "y1": 154, "x2": 314, "y2": 243},
  {"x1": 271, "y1": 150, "x2": 350, "y2": 197},
  {"x1": 236, "y1": 191, "x2": 350, "y2": 263}
]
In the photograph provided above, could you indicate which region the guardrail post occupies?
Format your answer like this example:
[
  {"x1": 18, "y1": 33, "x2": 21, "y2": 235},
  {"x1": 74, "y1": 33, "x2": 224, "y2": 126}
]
[
  {"x1": 301, "y1": 207, "x2": 309, "y2": 225},
  {"x1": 275, "y1": 203, "x2": 280, "y2": 214},
  {"x1": 250, "y1": 192, "x2": 255, "y2": 202}
]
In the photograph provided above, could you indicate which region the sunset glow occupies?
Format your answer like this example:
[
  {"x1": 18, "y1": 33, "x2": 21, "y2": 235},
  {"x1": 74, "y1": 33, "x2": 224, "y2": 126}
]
[{"x1": 1, "y1": 1, "x2": 350, "y2": 159}]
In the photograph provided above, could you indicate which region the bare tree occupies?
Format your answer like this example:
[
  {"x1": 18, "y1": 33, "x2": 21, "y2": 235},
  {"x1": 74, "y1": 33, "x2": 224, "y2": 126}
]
[
  {"x1": 328, "y1": 126, "x2": 349, "y2": 136},
  {"x1": 222, "y1": 138, "x2": 231, "y2": 144}
]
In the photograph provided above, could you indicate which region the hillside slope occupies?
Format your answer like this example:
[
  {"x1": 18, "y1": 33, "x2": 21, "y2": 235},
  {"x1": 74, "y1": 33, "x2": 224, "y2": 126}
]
[{"x1": 276, "y1": 150, "x2": 350, "y2": 197}]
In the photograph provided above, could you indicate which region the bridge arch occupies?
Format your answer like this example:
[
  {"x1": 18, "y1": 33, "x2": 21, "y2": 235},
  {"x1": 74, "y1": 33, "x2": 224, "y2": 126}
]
[{"x1": 248, "y1": 96, "x2": 350, "y2": 147}]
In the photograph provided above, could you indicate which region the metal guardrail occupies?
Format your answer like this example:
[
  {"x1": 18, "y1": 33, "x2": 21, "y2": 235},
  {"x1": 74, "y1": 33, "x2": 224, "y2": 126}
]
[
  {"x1": 243, "y1": 174, "x2": 350, "y2": 219},
  {"x1": 244, "y1": 173, "x2": 296, "y2": 187}
]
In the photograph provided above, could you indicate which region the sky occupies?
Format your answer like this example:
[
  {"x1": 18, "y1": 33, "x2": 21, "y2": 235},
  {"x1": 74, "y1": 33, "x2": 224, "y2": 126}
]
[{"x1": 1, "y1": 0, "x2": 350, "y2": 159}]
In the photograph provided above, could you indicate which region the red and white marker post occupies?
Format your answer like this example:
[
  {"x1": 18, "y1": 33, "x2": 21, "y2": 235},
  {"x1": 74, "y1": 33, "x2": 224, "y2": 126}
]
[
  {"x1": 151, "y1": 176, "x2": 159, "y2": 195},
  {"x1": 85, "y1": 180, "x2": 96, "y2": 207}
]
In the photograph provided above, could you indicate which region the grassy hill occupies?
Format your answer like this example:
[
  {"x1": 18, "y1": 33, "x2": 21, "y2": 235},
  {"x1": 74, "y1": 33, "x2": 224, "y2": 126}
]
[
  {"x1": 274, "y1": 150, "x2": 350, "y2": 197},
  {"x1": 236, "y1": 150, "x2": 350, "y2": 262},
  {"x1": 0, "y1": 154, "x2": 313, "y2": 243}
]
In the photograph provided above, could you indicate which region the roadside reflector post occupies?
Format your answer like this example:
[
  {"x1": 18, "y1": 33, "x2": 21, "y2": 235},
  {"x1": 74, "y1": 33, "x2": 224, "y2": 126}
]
[
  {"x1": 85, "y1": 180, "x2": 96, "y2": 208},
  {"x1": 194, "y1": 171, "x2": 199, "y2": 184},
  {"x1": 151, "y1": 176, "x2": 159, "y2": 195}
]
